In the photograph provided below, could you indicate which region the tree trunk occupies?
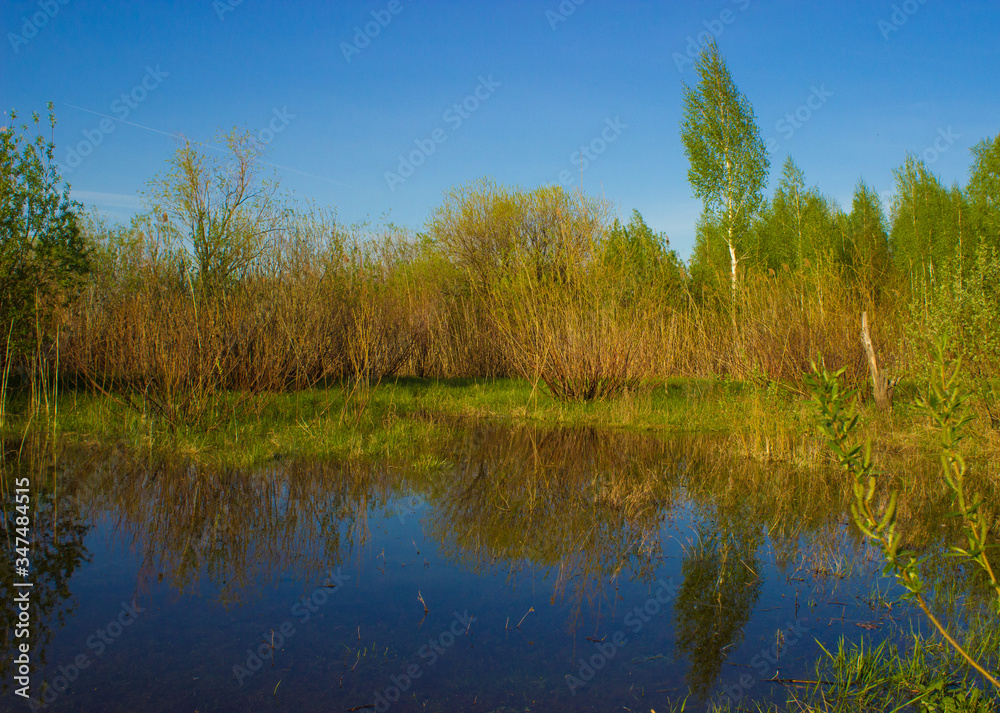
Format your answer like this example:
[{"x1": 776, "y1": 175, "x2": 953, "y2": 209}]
[
  {"x1": 728, "y1": 240, "x2": 737, "y2": 301},
  {"x1": 860, "y1": 311, "x2": 896, "y2": 410},
  {"x1": 726, "y1": 238, "x2": 739, "y2": 356}
]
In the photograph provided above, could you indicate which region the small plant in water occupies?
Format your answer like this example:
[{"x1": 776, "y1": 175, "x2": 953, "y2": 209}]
[{"x1": 807, "y1": 340, "x2": 1000, "y2": 694}]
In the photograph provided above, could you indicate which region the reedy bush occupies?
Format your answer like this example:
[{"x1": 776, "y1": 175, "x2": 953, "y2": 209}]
[{"x1": 906, "y1": 245, "x2": 1000, "y2": 428}]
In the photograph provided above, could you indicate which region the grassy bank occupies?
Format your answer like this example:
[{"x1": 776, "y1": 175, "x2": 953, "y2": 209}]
[{"x1": 4, "y1": 375, "x2": 998, "y2": 471}]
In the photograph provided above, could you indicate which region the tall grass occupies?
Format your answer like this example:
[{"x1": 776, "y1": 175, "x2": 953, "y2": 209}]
[
  {"x1": 57, "y1": 212, "x2": 428, "y2": 426},
  {"x1": 486, "y1": 232, "x2": 648, "y2": 401},
  {"x1": 4, "y1": 172, "x2": 991, "y2": 431}
]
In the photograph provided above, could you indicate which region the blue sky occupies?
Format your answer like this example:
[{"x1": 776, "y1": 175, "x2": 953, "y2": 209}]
[{"x1": 3, "y1": 0, "x2": 999, "y2": 258}]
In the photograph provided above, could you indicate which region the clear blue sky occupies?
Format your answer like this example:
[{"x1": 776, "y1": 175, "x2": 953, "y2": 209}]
[{"x1": 4, "y1": 0, "x2": 999, "y2": 258}]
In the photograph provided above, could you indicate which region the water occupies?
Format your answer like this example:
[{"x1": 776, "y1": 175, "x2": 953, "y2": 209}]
[{"x1": 0, "y1": 424, "x2": 966, "y2": 712}]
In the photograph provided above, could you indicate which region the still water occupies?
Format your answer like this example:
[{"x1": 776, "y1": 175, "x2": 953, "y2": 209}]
[{"x1": 1, "y1": 424, "x2": 965, "y2": 712}]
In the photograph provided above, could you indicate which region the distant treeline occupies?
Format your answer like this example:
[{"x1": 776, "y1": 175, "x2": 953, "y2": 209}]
[{"x1": 1, "y1": 104, "x2": 998, "y2": 427}]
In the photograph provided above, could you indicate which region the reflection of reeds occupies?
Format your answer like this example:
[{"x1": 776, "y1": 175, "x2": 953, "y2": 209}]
[
  {"x1": 14, "y1": 416, "x2": 996, "y2": 655},
  {"x1": 58, "y1": 451, "x2": 400, "y2": 603},
  {"x1": 0, "y1": 321, "x2": 12, "y2": 432},
  {"x1": 424, "y1": 424, "x2": 722, "y2": 631}
]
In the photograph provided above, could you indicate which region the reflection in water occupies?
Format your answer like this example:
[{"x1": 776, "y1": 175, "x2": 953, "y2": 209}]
[
  {"x1": 674, "y1": 519, "x2": 762, "y2": 699},
  {"x1": 1, "y1": 424, "x2": 991, "y2": 710},
  {"x1": 0, "y1": 446, "x2": 92, "y2": 693},
  {"x1": 425, "y1": 425, "x2": 681, "y2": 618},
  {"x1": 74, "y1": 452, "x2": 405, "y2": 603}
]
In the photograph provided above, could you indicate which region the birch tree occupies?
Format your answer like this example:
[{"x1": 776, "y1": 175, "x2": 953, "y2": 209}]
[
  {"x1": 889, "y1": 155, "x2": 959, "y2": 286},
  {"x1": 681, "y1": 38, "x2": 769, "y2": 301},
  {"x1": 968, "y1": 134, "x2": 1000, "y2": 250}
]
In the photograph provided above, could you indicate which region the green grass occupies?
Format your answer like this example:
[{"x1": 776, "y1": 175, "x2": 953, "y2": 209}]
[
  {"x1": 755, "y1": 618, "x2": 1000, "y2": 712},
  {"x1": 0, "y1": 376, "x2": 784, "y2": 465},
  {"x1": 2, "y1": 375, "x2": 997, "y2": 470},
  {"x1": 655, "y1": 613, "x2": 1000, "y2": 712}
]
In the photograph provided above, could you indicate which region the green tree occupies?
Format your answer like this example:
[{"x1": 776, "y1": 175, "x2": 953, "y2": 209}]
[
  {"x1": 0, "y1": 105, "x2": 88, "y2": 357},
  {"x1": 967, "y1": 133, "x2": 1000, "y2": 251},
  {"x1": 689, "y1": 213, "x2": 728, "y2": 298},
  {"x1": 756, "y1": 157, "x2": 808, "y2": 270},
  {"x1": 681, "y1": 38, "x2": 770, "y2": 299},
  {"x1": 602, "y1": 209, "x2": 684, "y2": 302},
  {"x1": 752, "y1": 157, "x2": 840, "y2": 272},
  {"x1": 844, "y1": 179, "x2": 891, "y2": 293},
  {"x1": 889, "y1": 155, "x2": 960, "y2": 286},
  {"x1": 144, "y1": 129, "x2": 281, "y2": 294},
  {"x1": 427, "y1": 178, "x2": 607, "y2": 287}
]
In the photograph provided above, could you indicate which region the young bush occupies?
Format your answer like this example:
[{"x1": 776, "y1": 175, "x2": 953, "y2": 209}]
[
  {"x1": 0, "y1": 106, "x2": 89, "y2": 378},
  {"x1": 906, "y1": 245, "x2": 1000, "y2": 427},
  {"x1": 480, "y1": 187, "x2": 648, "y2": 401},
  {"x1": 809, "y1": 352, "x2": 1000, "y2": 692}
]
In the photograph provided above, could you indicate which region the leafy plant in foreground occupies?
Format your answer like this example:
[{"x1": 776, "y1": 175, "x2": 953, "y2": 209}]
[{"x1": 807, "y1": 347, "x2": 999, "y2": 691}]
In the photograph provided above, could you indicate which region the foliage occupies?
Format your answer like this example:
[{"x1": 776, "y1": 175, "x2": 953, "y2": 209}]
[
  {"x1": 681, "y1": 37, "x2": 769, "y2": 285},
  {"x1": 890, "y1": 155, "x2": 967, "y2": 287},
  {"x1": 427, "y1": 177, "x2": 605, "y2": 288},
  {"x1": 602, "y1": 208, "x2": 685, "y2": 303},
  {"x1": 0, "y1": 100, "x2": 995, "y2": 428},
  {"x1": 751, "y1": 157, "x2": 826, "y2": 272},
  {"x1": 808, "y1": 349, "x2": 1000, "y2": 691},
  {"x1": 844, "y1": 179, "x2": 891, "y2": 295},
  {"x1": 0, "y1": 105, "x2": 88, "y2": 356},
  {"x1": 144, "y1": 128, "x2": 281, "y2": 293},
  {"x1": 906, "y1": 245, "x2": 1000, "y2": 426},
  {"x1": 482, "y1": 188, "x2": 643, "y2": 401},
  {"x1": 968, "y1": 133, "x2": 1000, "y2": 250}
]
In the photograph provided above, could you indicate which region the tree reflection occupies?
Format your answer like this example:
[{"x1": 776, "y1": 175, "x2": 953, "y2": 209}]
[
  {"x1": 0, "y1": 446, "x2": 91, "y2": 693},
  {"x1": 1, "y1": 421, "x2": 981, "y2": 705},
  {"x1": 674, "y1": 516, "x2": 763, "y2": 700},
  {"x1": 423, "y1": 424, "x2": 687, "y2": 622},
  {"x1": 74, "y1": 453, "x2": 401, "y2": 603}
]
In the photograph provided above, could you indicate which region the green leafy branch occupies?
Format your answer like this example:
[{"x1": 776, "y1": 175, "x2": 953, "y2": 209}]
[
  {"x1": 807, "y1": 355, "x2": 999, "y2": 690},
  {"x1": 915, "y1": 342, "x2": 1000, "y2": 604}
]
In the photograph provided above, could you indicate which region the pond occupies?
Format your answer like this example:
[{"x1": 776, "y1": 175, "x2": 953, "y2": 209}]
[{"x1": 0, "y1": 423, "x2": 980, "y2": 712}]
